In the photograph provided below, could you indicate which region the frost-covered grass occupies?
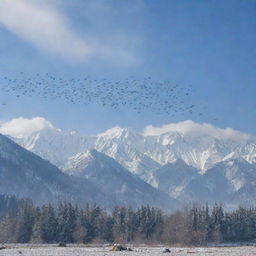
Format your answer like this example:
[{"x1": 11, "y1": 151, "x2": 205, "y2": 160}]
[{"x1": 1, "y1": 245, "x2": 256, "y2": 256}]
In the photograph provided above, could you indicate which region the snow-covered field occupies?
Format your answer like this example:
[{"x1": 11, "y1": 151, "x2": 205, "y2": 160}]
[{"x1": 1, "y1": 245, "x2": 256, "y2": 256}]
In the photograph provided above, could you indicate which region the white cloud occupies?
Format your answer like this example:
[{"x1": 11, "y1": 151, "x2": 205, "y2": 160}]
[
  {"x1": 0, "y1": 0, "x2": 139, "y2": 65},
  {"x1": 0, "y1": 0, "x2": 91, "y2": 62},
  {"x1": 0, "y1": 117, "x2": 252, "y2": 143},
  {"x1": 0, "y1": 117, "x2": 54, "y2": 138},
  {"x1": 143, "y1": 120, "x2": 252, "y2": 142}
]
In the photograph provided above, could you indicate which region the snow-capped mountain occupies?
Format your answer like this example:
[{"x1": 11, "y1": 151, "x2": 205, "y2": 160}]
[
  {"x1": 2, "y1": 117, "x2": 256, "y2": 208},
  {"x1": 202, "y1": 157, "x2": 256, "y2": 207},
  {"x1": 65, "y1": 149, "x2": 178, "y2": 210},
  {"x1": 11, "y1": 126, "x2": 163, "y2": 181},
  {"x1": 0, "y1": 134, "x2": 178, "y2": 210},
  {"x1": 13, "y1": 128, "x2": 95, "y2": 169},
  {"x1": 7, "y1": 119, "x2": 256, "y2": 181},
  {"x1": 151, "y1": 157, "x2": 256, "y2": 209},
  {"x1": 0, "y1": 134, "x2": 114, "y2": 208},
  {"x1": 150, "y1": 159, "x2": 201, "y2": 200}
]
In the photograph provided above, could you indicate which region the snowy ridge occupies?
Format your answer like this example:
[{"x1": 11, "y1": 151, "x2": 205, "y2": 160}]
[
  {"x1": 3, "y1": 118, "x2": 256, "y2": 207},
  {"x1": 0, "y1": 134, "x2": 177, "y2": 209},
  {"x1": 64, "y1": 149, "x2": 178, "y2": 209},
  {"x1": 8, "y1": 120, "x2": 256, "y2": 180}
]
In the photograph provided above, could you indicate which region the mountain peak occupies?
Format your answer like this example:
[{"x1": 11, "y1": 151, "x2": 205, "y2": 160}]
[
  {"x1": 98, "y1": 126, "x2": 133, "y2": 139},
  {"x1": 5, "y1": 117, "x2": 256, "y2": 176}
]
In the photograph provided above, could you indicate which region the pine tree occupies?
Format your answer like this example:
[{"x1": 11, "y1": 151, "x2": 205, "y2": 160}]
[
  {"x1": 56, "y1": 202, "x2": 77, "y2": 243},
  {"x1": 16, "y1": 200, "x2": 35, "y2": 243},
  {"x1": 40, "y1": 204, "x2": 58, "y2": 243}
]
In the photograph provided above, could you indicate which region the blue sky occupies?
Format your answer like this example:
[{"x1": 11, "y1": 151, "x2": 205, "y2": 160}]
[{"x1": 0, "y1": 0, "x2": 256, "y2": 135}]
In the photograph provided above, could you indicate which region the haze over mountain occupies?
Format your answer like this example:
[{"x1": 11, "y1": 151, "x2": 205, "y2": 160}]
[
  {"x1": 2, "y1": 117, "x2": 255, "y2": 172},
  {"x1": 0, "y1": 133, "x2": 112, "y2": 207},
  {"x1": 1, "y1": 117, "x2": 256, "y2": 208},
  {"x1": 150, "y1": 157, "x2": 256, "y2": 208},
  {"x1": 0, "y1": 132, "x2": 177, "y2": 210},
  {"x1": 66, "y1": 149, "x2": 177, "y2": 209}
]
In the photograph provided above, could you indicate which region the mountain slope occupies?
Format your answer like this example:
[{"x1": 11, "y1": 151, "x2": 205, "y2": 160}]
[
  {"x1": 151, "y1": 159, "x2": 200, "y2": 197},
  {"x1": 10, "y1": 123, "x2": 256, "y2": 180},
  {"x1": 0, "y1": 134, "x2": 115, "y2": 208},
  {"x1": 6, "y1": 119, "x2": 256, "y2": 208},
  {"x1": 65, "y1": 149, "x2": 178, "y2": 210},
  {"x1": 13, "y1": 128, "x2": 95, "y2": 169},
  {"x1": 151, "y1": 157, "x2": 256, "y2": 208},
  {"x1": 151, "y1": 159, "x2": 213, "y2": 203},
  {"x1": 202, "y1": 158, "x2": 256, "y2": 207}
]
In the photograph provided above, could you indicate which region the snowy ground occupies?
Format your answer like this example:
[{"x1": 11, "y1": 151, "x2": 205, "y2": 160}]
[{"x1": 1, "y1": 245, "x2": 256, "y2": 256}]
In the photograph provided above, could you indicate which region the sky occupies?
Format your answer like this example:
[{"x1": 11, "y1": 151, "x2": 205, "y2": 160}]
[{"x1": 0, "y1": 0, "x2": 256, "y2": 136}]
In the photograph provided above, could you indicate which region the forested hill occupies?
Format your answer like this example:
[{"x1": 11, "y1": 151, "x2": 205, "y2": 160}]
[{"x1": 0, "y1": 194, "x2": 255, "y2": 245}]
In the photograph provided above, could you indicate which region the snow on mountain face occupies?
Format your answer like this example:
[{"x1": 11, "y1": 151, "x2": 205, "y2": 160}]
[
  {"x1": 13, "y1": 128, "x2": 95, "y2": 169},
  {"x1": 5, "y1": 119, "x2": 256, "y2": 181},
  {"x1": 144, "y1": 133, "x2": 234, "y2": 172},
  {"x1": 3, "y1": 117, "x2": 256, "y2": 209},
  {"x1": 0, "y1": 134, "x2": 115, "y2": 208},
  {"x1": 94, "y1": 127, "x2": 161, "y2": 180},
  {"x1": 238, "y1": 143, "x2": 256, "y2": 163},
  {"x1": 64, "y1": 149, "x2": 178, "y2": 210},
  {"x1": 200, "y1": 158, "x2": 256, "y2": 208},
  {"x1": 151, "y1": 157, "x2": 256, "y2": 208},
  {"x1": 150, "y1": 159, "x2": 200, "y2": 199}
]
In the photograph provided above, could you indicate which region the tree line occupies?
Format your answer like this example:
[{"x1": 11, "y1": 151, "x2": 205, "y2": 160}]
[{"x1": 0, "y1": 194, "x2": 256, "y2": 245}]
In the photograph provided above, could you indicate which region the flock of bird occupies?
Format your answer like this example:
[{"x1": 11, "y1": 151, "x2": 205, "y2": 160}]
[{"x1": 0, "y1": 73, "x2": 203, "y2": 117}]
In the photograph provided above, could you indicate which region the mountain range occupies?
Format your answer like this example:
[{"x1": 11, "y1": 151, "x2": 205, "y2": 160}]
[
  {"x1": 11, "y1": 123, "x2": 256, "y2": 175},
  {"x1": 0, "y1": 134, "x2": 177, "y2": 210},
  {"x1": 2, "y1": 118, "x2": 256, "y2": 209}
]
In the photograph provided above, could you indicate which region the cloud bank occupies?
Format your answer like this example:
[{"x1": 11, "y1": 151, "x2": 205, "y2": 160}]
[
  {"x1": 143, "y1": 120, "x2": 252, "y2": 142},
  {"x1": 0, "y1": 0, "x2": 139, "y2": 65},
  {"x1": 0, "y1": 117, "x2": 54, "y2": 138},
  {"x1": 1, "y1": 117, "x2": 251, "y2": 143}
]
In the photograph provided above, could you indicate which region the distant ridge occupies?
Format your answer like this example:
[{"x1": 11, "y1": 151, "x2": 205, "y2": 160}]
[
  {"x1": 0, "y1": 134, "x2": 178, "y2": 210},
  {"x1": 3, "y1": 118, "x2": 256, "y2": 208}
]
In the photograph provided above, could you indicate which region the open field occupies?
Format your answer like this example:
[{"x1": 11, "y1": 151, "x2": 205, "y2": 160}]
[{"x1": 1, "y1": 245, "x2": 256, "y2": 256}]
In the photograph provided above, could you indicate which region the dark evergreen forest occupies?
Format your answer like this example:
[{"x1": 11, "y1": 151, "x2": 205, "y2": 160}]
[{"x1": 0, "y1": 194, "x2": 255, "y2": 245}]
